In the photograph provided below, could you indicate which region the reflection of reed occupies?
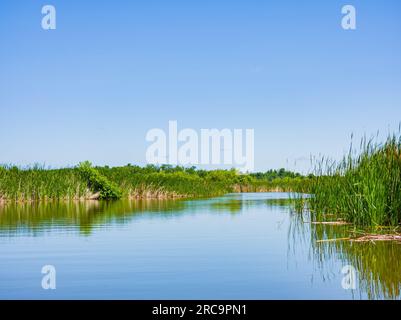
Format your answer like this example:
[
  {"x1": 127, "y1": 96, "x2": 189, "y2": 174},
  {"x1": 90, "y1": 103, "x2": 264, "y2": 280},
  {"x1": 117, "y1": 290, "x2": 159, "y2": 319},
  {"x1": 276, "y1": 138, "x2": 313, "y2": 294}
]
[
  {"x1": 210, "y1": 197, "x2": 292, "y2": 213},
  {"x1": 0, "y1": 199, "x2": 186, "y2": 236},
  {"x1": 314, "y1": 223, "x2": 401, "y2": 299},
  {"x1": 288, "y1": 210, "x2": 401, "y2": 299}
]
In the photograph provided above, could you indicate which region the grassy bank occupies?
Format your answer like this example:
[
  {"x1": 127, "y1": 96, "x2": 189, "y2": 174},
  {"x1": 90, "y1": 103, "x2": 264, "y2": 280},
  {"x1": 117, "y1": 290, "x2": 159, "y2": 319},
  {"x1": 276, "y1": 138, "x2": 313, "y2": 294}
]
[
  {"x1": 0, "y1": 162, "x2": 303, "y2": 202},
  {"x1": 305, "y1": 133, "x2": 401, "y2": 226}
]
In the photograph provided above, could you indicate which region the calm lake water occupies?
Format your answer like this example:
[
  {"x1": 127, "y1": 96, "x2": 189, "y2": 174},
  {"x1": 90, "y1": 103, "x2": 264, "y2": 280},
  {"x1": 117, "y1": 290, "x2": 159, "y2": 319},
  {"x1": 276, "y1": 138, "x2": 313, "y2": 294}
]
[{"x1": 0, "y1": 193, "x2": 400, "y2": 299}]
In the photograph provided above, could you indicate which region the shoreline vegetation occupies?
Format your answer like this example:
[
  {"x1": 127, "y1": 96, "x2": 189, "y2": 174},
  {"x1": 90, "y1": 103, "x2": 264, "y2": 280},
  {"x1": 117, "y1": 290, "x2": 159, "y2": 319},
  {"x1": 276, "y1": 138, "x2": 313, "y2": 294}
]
[
  {"x1": 0, "y1": 161, "x2": 306, "y2": 203},
  {"x1": 303, "y1": 132, "x2": 401, "y2": 227},
  {"x1": 1, "y1": 131, "x2": 401, "y2": 227}
]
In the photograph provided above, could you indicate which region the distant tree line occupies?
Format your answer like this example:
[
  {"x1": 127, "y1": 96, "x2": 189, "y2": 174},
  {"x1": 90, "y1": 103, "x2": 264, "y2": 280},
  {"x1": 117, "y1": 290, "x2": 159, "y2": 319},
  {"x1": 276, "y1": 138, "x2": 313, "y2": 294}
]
[{"x1": 250, "y1": 168, "x2": 303, "y2": 181}]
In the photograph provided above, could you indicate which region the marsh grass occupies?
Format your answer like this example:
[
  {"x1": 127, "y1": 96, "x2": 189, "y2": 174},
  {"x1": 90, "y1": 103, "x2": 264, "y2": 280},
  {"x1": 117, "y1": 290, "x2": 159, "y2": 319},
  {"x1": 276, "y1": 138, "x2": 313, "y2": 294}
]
[
  {"x1": 308, "y1": 132, "x2": 401, "y2": 226},
  {"x1": 0, "y1": 165, "x2": 88, "y2": 202},
  {"x1": 96, "y1": 166, "x2": 238, "y2": 198},
  {"x1": 0, "y1": 163, "x2": 264, "y2": 202},
  {"x1": 0, "y1": 161, "x2": 310, "y2": 203}
]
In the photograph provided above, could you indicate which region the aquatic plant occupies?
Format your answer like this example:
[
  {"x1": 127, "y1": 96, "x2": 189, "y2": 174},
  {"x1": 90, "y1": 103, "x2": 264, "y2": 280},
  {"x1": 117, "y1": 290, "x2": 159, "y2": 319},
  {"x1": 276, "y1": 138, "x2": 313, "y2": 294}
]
[
  {"x1": 0, "y1": 161, "x2": 304, "y2": 202},
  {"x1": 308, "y1": 132, "x2": 401, "y2": 226},
  {"x1": 0, "y1": 164, "x2": 88, "y2": 202}
]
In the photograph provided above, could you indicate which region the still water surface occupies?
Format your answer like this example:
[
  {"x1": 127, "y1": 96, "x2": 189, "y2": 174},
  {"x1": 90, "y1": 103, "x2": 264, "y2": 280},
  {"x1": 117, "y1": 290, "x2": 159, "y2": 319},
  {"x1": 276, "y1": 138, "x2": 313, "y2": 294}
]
[{"x1": 0, "y1": 193, "x2": 400, "y2": 299}]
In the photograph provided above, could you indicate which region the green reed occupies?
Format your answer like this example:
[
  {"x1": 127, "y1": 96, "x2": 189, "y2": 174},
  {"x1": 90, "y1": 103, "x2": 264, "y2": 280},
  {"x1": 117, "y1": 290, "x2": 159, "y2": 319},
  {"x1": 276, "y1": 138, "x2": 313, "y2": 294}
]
[
  {"x1": 0, "y1": 164, "x2": 246, "y2": 202},
  {"x1": 0, "y1": 161, "x2": 306, "y2": 202},
  {"x1": 308, "y1": 133, "x2": 401, "y2": 226},
  {"x1": 95, "y1": 165, "x2": 238, "y2": 198},
  {"x1": 0, "y1": 165, "x2": 88, "y2": 202}
]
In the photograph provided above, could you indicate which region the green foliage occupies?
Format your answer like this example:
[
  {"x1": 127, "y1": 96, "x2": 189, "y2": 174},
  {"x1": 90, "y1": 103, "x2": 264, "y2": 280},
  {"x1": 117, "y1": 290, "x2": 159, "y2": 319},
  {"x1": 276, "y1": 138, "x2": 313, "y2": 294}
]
[
  {"x1": 308, "y1": 133, "x2": 401, "y2": 226},
  {"x1": 0, "y1": 164, "x2": 87, "y2": 201},
  {"x1": 96, "y1": 166, "x2": 237, "y2": 198},
  {"x1": 250, "y1": 168, "x2": 302, "y2": 181},
  {"x1": 78, "y1": 161, "x2": 122, "y2": 199},
  {"x1": 0, "y1": 161, "x2": 305, "y2": 202}
]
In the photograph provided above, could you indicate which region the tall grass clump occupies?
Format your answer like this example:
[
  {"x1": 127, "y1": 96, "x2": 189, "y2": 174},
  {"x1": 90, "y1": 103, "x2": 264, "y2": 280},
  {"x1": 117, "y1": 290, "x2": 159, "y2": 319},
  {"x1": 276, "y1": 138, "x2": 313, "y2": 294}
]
[
  {"x1": 309, "y1": 133, "x2": 401, "y2": 226},
  {"x1": 0, "y1": 164, "x2": 88, "y2": 202}
]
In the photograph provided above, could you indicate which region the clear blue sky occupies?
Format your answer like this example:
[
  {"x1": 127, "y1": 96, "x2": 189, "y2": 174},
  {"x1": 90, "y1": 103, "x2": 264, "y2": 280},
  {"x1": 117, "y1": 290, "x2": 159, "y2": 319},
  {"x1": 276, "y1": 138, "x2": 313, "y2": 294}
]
[{"x1": 1, "y1": 0, "x2": 401, "y2": 172}]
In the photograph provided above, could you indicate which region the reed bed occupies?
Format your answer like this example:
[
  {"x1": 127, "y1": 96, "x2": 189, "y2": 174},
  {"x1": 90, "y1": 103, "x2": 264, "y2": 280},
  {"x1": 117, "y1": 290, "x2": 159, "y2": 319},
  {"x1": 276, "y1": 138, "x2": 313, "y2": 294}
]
[
  {"x1": 2, "y1": 163, "x2": 298, "y2": 202},
  {"x1": 0, "y1": 165, "x2": 89, "y2": 202},
  {"x1": 307, "y1": 133, "x2": 401, "y2": 226}
]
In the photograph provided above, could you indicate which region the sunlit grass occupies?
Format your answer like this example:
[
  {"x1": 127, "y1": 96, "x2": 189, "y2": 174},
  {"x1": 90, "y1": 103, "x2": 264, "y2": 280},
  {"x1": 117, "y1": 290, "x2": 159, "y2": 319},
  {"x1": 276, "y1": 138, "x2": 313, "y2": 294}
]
[{"x1": 307, "y1": 132, "x2": 401, "y2": 226}]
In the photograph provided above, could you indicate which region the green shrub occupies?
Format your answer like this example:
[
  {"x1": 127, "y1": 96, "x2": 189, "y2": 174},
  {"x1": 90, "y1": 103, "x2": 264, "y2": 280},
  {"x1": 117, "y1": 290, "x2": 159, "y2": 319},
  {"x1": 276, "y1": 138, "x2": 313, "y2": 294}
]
[{"x1": 78, "y1": 161, "x2": 122, "y2": 199}]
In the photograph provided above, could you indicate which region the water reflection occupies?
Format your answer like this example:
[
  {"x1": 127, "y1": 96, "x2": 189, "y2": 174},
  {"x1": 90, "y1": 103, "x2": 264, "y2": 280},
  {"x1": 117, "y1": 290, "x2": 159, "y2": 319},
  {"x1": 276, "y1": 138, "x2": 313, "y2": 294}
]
[
  {"x1": 0, "y1": 199, "x2": 186, "y2": 236},
  {"x1": 311, "y1": 222, "x2": 401, "y2": 299},
  {"x1": 0, "y1": 195, "x2": 296, "y2": 236},
  {"x1": 287, "y1": 209, "x2": 401, "y2": 300},
  {"x1": 1, "y1": 194, "x2": 400, "y2": 299}
]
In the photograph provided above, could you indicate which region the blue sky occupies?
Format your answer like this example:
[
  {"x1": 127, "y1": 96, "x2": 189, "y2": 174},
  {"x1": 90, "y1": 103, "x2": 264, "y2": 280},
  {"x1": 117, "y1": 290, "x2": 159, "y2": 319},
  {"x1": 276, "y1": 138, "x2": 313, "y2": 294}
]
[{"x1": 1, "y1": 0, "x2": 401, "y2": 172}]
